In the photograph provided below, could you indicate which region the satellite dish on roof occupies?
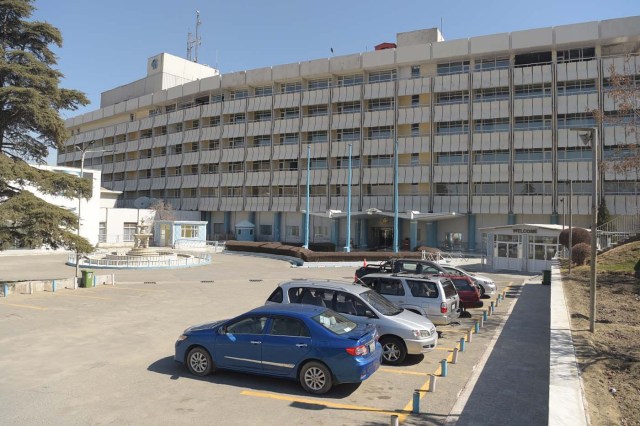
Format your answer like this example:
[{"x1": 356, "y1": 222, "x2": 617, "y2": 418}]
[{"x1": 133, "y1": 197, "x2": 151, "y2": 209}]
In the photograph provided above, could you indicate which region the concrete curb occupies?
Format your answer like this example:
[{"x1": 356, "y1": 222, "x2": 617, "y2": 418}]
[{"x1": 549, "y1": 263, "x2": 589, "y2": 425}]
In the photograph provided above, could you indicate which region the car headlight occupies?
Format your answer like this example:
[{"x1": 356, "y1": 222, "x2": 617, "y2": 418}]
[
  {"x1": 176, "y1": 334, "x2": 188, "y2": 342},
  {"x1": 412, "y1": 329, "x2": 431, "y2": 338}
]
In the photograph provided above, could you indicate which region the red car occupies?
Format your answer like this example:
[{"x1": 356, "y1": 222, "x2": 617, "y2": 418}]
[{"x1": 442, "y1": 275, "x2": 483, "y2": 310}]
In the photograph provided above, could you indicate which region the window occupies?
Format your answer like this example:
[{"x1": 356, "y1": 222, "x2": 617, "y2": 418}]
[
  {"x1": 259, "y1": 224, "x2": 272, "y2": 235},
  {"x1": 204, "y1": 116, "x2": 220, "y2": 127},
  {"x1": 203, "y1": 140, "x2": 220, "y2": 150},
  {"x1": 557, "y1": 113, "x2": 596, "y2": 129},
  {"x1": 250, "y1": 186, "x2": 270, "y2": 197},
  {"x1": 474, "y1": 87, "x2": 509, "y2": 102},
  {"x1": 313, "y1": 225, "x2": 329, "y2": 238},
  {"x1": 211, "y1": 93, "x2": 224, "y2": 103},
  {"x1": 514, "y1": 150, "x2": 552, "y2": 163},
  {"x1": 183, "y1": 164, "x2": 198, "y2": 175},
  {"x1": 474, "y1": 58, "x2": 509, "y2": 71},
  {"x1": 514, "y1": 115, "x2": 552, "y2": 131},
  {"x1": 200, "y1": 187, "x2": 218, "y2": 197},
  {"x1": 180, "y1": 224, "x2": 199, "y2": 238},
  {"x1": 379, "y1": 278, "x2": 405, "y2": 296},
  {"x1": 436, "y1": 121, "x2": 469, "y2": 135},
  {"x1": 306, "y1": 131, "x2": 327, "y2": 143},
  {"x1": 365, "y1": 184, "x2": 393, "y2": 195},
  {"x1": 337, "y1": 101, "x2": 361, "y2": 114},
  {"x1": 557, "y1": 47, "x2": 595, "y2": 63},
  {"x1": 515, "y1": 182, "x2": 551, "y2": 195},
  {"x1": 280, "y1": 82, "x2": 302, "y2": 94},
  {"x1": 267, "y1": 287, "x2": 283, "y2": 303},
  {"x1": 337, "y1": 128, "x2": 360, "y2": 141},
  {"x1": 474, "y1": 118, "x2": 509, "y2": 133},
  {"x1": 279, "y1": 133, "x2": 299, "y2": 145},
  {"x1": 514, "y1": 51, "x2": 552, "y2": 67},
  {"x1": 308, "y1": 78, "x2": 330, "y2": 90},
  {"x1": 368, "y1": 69, "x2": 396, "y2": 83},
  {"x1": 165, "y1": 104, "x2": 176, "y2": 113},
  {"x1": 514, "y1": 83, "x2": 551, "y2": 99},
  {"x1": 307, "y1": 104, "x2": 328, "y2": 117},
  {"x1": 410, "y1": 65, "x2": 421, "y2": 78},
  {"x1": 279, "y1": 107, "x2": 299, "y2": 119},
  {"x1": 473, "y1": 182, "x2": 510, "y2": 195},
  {"x1": 286, "y1": 225, "x2": 300, "y2": 237},
  {"x1": 141, "y1": 129, "x2": 152, "y2": 139},
  {"x1": 336, "y1": 156, "x2": 360, "y2": 169},
  {"x1": 98, "y1": 222, "x2": 106, "y2": 243},
  {"x1": 182, "y1": 188, "x2": 197, "y2": 197},
  {"x1": 602, "y1": 181, "x2": 640, "y2": 194},
  {"x1": 557, "y1": 80, "x2": 597, "y2": 96},
  {"x1": 195, "y1": 96, "x2": 209, "y2": 106},
  {"x1": 221, "y1": 187, "x2": 243, "y2": 197},
  {"x1": 435, "y1": 183, "x2": 468, "y2": 195},
  {"x1": 269, "y1": 317, "x2": 310, "y2": 337},
  {"x1": 436, "y1": 91, "x2": 469, "y2": 105},
  {"x1": 229, "y1": 137, "x2": 245, "y2": 148},
  {"x1": 228, "y1": 162, "x2": 244, "y2": 172},
  {"x1": 231, "y1": 89, "x2": 248, "y2": 100},
  {"x1": 368, "y1": 98, "x2": 394, "y2": 111},
  {"x1": 557, "y1": 148, "x2": 593, "y2": 162},
  {"x1": 123, "y1": 222, "x2": 137, "y2": 242},
  {"x1": 275, "y1": 185, "x2": 298, "y2": 195},
  {"x1": 411, "y1": 95, "x2": 420, "y2": 106},
  {"x1": 437, "y1": 61, "x2": 470, "y2": 75},
  {"x1": 277, "y1": 160, "x2": 298, "y2": 171},
  {"x1": 436, "y1": 153, "x2": 468, "y2": 165},
  {"x1": 411, "y1": 123, "x2": 420, "y2": 136},
  {"x1": 230, "y1": 113, "x2": 245, "y2": 124},
  {"x1": 253, "y1": 135, "x2": 272, "y2": 147},
  {"x1": 254, "y1": 110, "x2": 271, "y2": 122},
  {"x1": 309, "y1": 158, "x2": 327, "y2": 169},
  {"x1": 407, "y1": 280, "x2": 438, "y2": 298},
  {"x1": 309, "y1": 185, "x2": 327, "y2": 196},
  {"x1": 170, "y1": 144, "x2": 183, "y2": 155},
  {"x1": 289, "y1": 287, "x2": 332, "y2": 308},
  {"x1": 254, "y1": 86, "x2": 272, "y2": 97},
  {"x1": 337, "y1": 74, "x2": 363, "y2": 87},
  {"x1": 367, "y1": 155, "x2": 393, "y2": 167},
  {"x1": 367, "y1": 126, "x2": 393, "y2": 139},
  {"x1": 226, "y1": 316, "x2": 267, "y2": 334},
  {"x1": 311, "y1": 310, "x2": 357, "y2": 335},
  {"x1": 473, "y1": 150, "x2": 509, "y2": 164},
  {"x1": 528, "y1": 236, "x2": 559, "y2": 261}
]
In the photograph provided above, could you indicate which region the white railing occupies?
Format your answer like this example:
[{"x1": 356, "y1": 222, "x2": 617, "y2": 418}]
[
  {"x1": 173, "y1": 239, "x2": 226, "y2": 253},
  {"x1": 597, "y1": 213, "x2": 640, "y2": 249},
  {"x1": 67, "y1": 253, "x2": 211, "y2": 269}
]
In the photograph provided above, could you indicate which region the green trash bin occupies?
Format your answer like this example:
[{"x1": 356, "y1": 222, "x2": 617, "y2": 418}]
[
  {"x1": 542, "y1": 269, "x2": 551, "y2": 285},
  {"x1": 81, "y1": 270, "x2": 94, "y2": 288}
]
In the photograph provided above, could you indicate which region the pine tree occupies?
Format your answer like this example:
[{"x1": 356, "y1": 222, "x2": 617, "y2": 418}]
[
  {"x1": 597, "y1": 198, "x2": 612, "y2": 228},
  {"x1": 0, "y1": 0, "x2": 92, "y2": 251}
]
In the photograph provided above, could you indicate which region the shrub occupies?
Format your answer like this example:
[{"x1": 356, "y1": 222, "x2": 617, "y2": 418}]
[
  {"x1": 571, "y1": 243, "x2": 591, "y2": 265},
  {"x1": 559, "y1": 228, "x2": 591, "y2": 249},
  {"x1": 634, "y1": 259, "x2": 640, "y2": 278}
]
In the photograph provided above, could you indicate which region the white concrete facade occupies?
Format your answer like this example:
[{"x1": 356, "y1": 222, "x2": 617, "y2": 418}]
[{"x1": 59, "y1": 16, "x2": 640, "y2": 251}]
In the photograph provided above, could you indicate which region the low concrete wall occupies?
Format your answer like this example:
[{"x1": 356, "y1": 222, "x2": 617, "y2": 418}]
[{"x1": 1, "y1": 274, "x2": 115, "y2": 297}]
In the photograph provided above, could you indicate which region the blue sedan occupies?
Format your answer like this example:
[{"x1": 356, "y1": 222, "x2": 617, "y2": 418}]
[{"x1": 175, "y1": 304, "x2": 382, "y2": 394}]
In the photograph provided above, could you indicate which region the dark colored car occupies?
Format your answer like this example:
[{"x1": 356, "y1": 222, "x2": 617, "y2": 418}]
[
  {"x1": 175, "y1": 304, "x2": 382, "y2": 394},
  {"x1": 355, "y1": 258, "x2": 447, "y2": 281},
  {"x1": 443, "y1": 275, "x2": 483, "y2": 309}
]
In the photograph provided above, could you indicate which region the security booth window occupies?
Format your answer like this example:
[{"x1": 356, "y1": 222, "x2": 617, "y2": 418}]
[
  {"x1": 528, "y1": 236, "x2": 559, "y2": 260},
  {"x1": 494, "y1": 234, "x2": 521, "y2": 258}
]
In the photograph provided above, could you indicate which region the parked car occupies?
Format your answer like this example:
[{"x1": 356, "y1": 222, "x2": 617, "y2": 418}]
[
  {"x1": 266, "y1": 280, "x2": 437, "y2": 365},
  {"x1": 175, "y1": 304, "x2": 381, "y2": 394},
  {"x1": 355, "y1": 258, "x2": 447, "y2": 281},
  {"x1": 440, "y1": 265, "x2": 497, "y2": 297},
  {"x1": 443, "y1": 275, "x2": 483, "y2": 309},
  {"x1": 358, "y1": 273, "x2": 461, "y2": 325}
]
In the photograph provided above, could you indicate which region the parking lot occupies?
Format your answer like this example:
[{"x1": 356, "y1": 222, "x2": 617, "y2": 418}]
[{"x1": 0, "y1": 253, "x2": 529, "y2": 425}]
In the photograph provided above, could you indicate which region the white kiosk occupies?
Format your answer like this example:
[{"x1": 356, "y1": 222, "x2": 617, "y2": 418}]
[{"x1": 481, "y1": 224, "x2": 564, "y2": 273}]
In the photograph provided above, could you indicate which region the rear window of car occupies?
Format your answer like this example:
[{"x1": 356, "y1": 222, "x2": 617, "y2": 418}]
[
  {"x1": 267, "y1": 287, "x2": 283, "y2": 303},
  {"x1": 441, "y1": 280, "x2": 458, "y2": 298},
  {"x1": 407, "y1": 280, "x2": 438, "y2": 298},
  {"x1": 452, "y1": 278, "x2": 473, "y2": 291},
  {"x1": 312, "y1": 310, "x2": 357, "y2": 335}
]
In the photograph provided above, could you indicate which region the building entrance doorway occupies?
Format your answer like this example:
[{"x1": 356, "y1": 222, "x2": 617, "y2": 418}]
[{"x1": 371, "y1": 227, "x2": 393, "y2": 250}]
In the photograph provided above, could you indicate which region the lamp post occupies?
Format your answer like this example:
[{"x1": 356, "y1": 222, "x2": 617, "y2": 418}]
[
  {"x1": 569, "y1": 127, "x2": 598, "y2": 333},
  {"x1": 393, "y1": 139, "x2": 399, "y2": 253},
  {"x1": 344, "y1": 143, "x2": 353, "y2": 252},
  {"x1": 74, "y1": 145, "x2": 113, "y2": 285},
  {"x1": 303, "y1": 145, "x2": 310, "y2": 249}
]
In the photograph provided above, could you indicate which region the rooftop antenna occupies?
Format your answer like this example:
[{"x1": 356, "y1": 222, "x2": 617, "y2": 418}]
[{"x1": 186, "y1": 10, "x2": 202, "y2": 62}]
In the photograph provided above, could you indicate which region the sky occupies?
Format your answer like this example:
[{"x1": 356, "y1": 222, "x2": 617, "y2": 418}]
[{"x1": 33, "y1": 0, "x2": 639, "y2": 164}]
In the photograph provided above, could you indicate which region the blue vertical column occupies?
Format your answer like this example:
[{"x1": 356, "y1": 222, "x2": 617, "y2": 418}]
[
  {"x1": 355, "y1": 219, "x2": 361, "y2": 250},
  {"x1": 426, "y1": 221, "x2": 438, "y2": 248},
  {"x1": 274, "y1": 212, "x2": 282, "y2": 242},
  {"x1": 330, "y1": 218, "x2": 339, "y2": 247},
  {"x1": 301, "y1": 214, "x2": 307, "y2": 246},
  {"x1": 201, "y1": 211, "x2": 212, "y2": 240},
  {"x1": 223, "y1": 212, "x2": 231, "y2": 237},
  {"x1": 248, "y1": 211, "x2": 256, "y2": 224},
  {"x1": 508, "y1": 213, "x2": 517, "y2": 225},
  {"x1": 550, "y1": 213, "x2": 559, "y2": 225},
  {"x1": 409, "y1": 220, "x2": 418, "y2": 252},
  {"x1": 467, "y1": 214, "x2": 477, "y2": 252}
]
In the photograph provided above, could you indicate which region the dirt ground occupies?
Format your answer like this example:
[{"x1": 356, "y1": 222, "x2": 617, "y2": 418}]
[{"x1": 562, "y1": 242, "x2": 640, "y2": 426}]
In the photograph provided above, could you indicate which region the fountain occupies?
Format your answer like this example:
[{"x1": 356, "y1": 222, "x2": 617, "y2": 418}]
[{"x1": 67, "y1": 219, "x2": 211, "y2": 269}]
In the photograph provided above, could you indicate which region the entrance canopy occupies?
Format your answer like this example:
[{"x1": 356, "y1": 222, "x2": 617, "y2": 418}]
[{"x1": 307, "y1": 208, "x2": 459, "y2": 222}]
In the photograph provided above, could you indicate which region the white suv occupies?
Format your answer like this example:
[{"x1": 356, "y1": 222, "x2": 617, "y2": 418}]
[
  {"x1": 266, "y1": 280, "x2": 438, "y2": 365},
  {"x1": 359, "y1": 273, "x2": 461, "y2": 325}
]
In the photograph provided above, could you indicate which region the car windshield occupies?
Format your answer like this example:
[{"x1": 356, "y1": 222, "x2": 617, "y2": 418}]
[
  {"x1": 359, "y1": 289, "x2": 403, "y2": 316},
  {"x1": 312, "y1": 309, "x2": 357, "y2": 335}
]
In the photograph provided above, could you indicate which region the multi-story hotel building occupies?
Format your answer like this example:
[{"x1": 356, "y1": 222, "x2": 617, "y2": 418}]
[{"x1": 59, "y1": 16, "x2": 640, "y2": 252}]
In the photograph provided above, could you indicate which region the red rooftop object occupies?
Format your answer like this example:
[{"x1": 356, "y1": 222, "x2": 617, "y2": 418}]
[{"x1": 374, "y1": 42, "x2": 397, "y2": 51}]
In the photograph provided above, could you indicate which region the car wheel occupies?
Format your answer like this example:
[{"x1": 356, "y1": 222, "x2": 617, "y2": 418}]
[
  {"x1": 380, "y1": 337, "x2": 406, "y2": 365},
  {"x1": 299, "y1": 361, "x2": 332, "y2": 394},
  {"x1": 478, "y1": 284, "x2": 486, "y2": 297},
  {"x1": 186, "y1": 347, "x2": 214, "y2": 376}
]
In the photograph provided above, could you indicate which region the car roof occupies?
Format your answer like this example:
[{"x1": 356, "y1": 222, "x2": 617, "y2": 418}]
[
  {"x1": 360, "y1": 272, "x2": 444, "y2": 281},
  {"x1": 278, "y1": 279, "x2": 369, "y2": 294},
  {"x1": 247, "y1": 303, "x2": 327, "y2": 318}
]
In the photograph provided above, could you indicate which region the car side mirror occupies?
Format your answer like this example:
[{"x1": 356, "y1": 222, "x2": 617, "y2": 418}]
[
  {"x1": 365, "y1": 310, "x2": 376, "y2": 319},
  {"x1": 217, "y1": 327, "x2": 227, "y2": 335}
]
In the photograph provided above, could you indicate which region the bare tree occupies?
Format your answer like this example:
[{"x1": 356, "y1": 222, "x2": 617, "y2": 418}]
[
  {"x1": 592, "y1": 57, "x2": 640, "y2": 174},
  {"x1": 149, "y1": 199, "x2": 176, "y2": 221}
]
